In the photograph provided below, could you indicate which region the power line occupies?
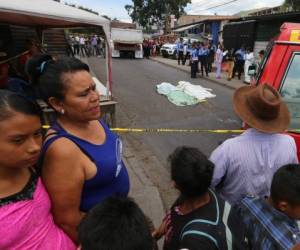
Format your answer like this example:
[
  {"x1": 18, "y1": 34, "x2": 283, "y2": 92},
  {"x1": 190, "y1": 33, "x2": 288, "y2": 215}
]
[{"x1": 195, "y1": 0, "x2": 240, "y2": 11}]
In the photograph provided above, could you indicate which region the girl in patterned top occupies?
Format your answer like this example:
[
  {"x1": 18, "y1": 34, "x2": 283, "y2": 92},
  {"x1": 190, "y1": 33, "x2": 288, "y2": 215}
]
[{"x1": 0, "y1": 90, "x2": 75, "y2": 249}]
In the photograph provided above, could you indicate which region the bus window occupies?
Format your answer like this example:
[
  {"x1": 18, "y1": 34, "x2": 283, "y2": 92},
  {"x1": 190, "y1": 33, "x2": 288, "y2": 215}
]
[{"x1": 280, "y1": 52, "x2": 300, "y2": 130}]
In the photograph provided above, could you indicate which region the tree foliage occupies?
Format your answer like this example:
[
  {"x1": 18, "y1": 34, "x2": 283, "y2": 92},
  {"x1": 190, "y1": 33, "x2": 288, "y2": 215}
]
[
  {"x1": 125, "y1": 0, "x2": 191, "y2": 28},
  {"x1": 283, "y1": 0, "x2": 300, "y2": 10}
]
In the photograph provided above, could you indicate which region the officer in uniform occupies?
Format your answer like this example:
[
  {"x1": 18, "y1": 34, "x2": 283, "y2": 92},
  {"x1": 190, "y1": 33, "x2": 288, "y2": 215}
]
[
  {"x1": 190, "y1": 43, "x2": 198, "y2": 78},
  {"x1": 176, "y1": 37, "x2": 184, "y2": 65}
]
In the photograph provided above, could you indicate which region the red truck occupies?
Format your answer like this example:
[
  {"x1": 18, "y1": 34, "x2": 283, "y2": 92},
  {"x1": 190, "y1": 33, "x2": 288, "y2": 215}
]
[{"x1": 255, "y1": 23, "x2": 300, "y2": 160}]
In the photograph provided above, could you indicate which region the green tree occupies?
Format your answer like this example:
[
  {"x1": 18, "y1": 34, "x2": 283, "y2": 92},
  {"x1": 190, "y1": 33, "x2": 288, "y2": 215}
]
[
  {"x1": 125, "y1": 0, "x2": 191, "y2": 29},
  {"x1": 283, "y1": 0, "x2": 300, "y2": 10}
]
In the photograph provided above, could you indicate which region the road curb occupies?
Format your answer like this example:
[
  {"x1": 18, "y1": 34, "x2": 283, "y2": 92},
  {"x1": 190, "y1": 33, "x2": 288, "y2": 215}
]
[{"x1": 150, "y1": 57, "x2": 241, "y2": 90}]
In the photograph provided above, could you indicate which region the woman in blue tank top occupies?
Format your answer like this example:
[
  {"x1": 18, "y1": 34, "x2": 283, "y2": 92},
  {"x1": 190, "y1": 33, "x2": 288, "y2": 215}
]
[{"x1": 26, "y1": 55, "x2": 130, "y2": 243}]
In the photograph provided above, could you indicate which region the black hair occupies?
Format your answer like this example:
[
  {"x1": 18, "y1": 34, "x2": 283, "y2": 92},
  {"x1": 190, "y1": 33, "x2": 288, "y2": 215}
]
[
  {"x1": 169, "y1": 146, "x2": 214, "y2": 198},
  {"x1": 271, "y1": 164, "x2": 300, "y2": 206},
  {"x1": 26, "y1": 54, "x2": 89, "y2": 102},
  {"x1": 78, "y1": 196, "x2": 153, "y2": 250},
  {"x1": 0, "y1": 89, "x2": 41, "y2": 121}
]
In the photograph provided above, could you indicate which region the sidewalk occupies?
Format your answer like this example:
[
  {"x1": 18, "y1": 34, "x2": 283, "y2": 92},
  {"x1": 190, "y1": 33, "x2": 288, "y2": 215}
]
[
  {"x1": 150, "y1": 56, "x2": 245, "y2": 90},
  {"x1": 123, "y1": 136, "x2": 172, "y2": 249}
]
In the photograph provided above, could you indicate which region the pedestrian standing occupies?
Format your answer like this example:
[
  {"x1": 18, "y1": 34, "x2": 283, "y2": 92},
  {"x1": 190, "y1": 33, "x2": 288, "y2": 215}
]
[
  {"x1": 244, "y1": 47, "x2": 255, "y2": 84},
  {"x1": 182, "y1": 43, "x2": 188, "y2": 65},
  {"x1": 207, "y1": 42, "x2": 216, "y2": 72},
  {"x1": 85, "y1": 36, "x2": 91, "y2": 57},
  {"x1": 74, "y1": 35, "x2": 80, "y2": 55},
  {"x1": 176, "y1": 38, "x2": 184, "y2": 65},
  {"x1": 198, "y1": 43, "x2": 209, "y2": 77},
  {"x1": 240, "y1": 164, "x2": 300, "y2": 249},
  {"x1": 210, "y1": 84, "x2": 298, "y2": 205},
  {"x1": 27, "y1": 55, "x2": 130, "y2": 242},
  {"x1": 68, "y1": 35, "x2": 75, "y2": 56},
  {"x1": 190, "y1": 43, "x2": 198, "y2": 78},
  {"x1": 79, "y1": 35, "x2": 86, "y2": 57},
  {"x1": 153, "y1": 147, "x2": 245, "y2": 250},
  {"x1": 215, "y1": 44, "x2": 223, "y2": 79},
  {"x1": 0, "y1": 90, "x2": 75, "y2": 250},
  {"x1": 232, "y1": 46, "x2": 245, "y2": 80},
  {"x1": 258, "y1": 50, "x2": 265, "y2": 65},
  {"x1": 91, "y1": 35, "x2": 98, "y2": 56},
  {"x1": 226, "y1": 48, "x2": 235, "y2": 81},
  {"x1": 97, "y1": 37, "x2": 103, "y2": 57}
]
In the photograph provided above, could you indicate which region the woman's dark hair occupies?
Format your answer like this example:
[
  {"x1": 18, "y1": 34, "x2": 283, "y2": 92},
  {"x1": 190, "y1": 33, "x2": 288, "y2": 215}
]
[
  {"x1": 26, "y1": 54, "x2": 89, "y2": 102},
  {"x1": 271, "y1": 164, "x2": 300, "y2": 206},
  {"x1": 0, "y1": 89, "x2": 41, "y2": 121},
  {"x1": 169, "y1": 146, "x2": 214, "y2": 198}
]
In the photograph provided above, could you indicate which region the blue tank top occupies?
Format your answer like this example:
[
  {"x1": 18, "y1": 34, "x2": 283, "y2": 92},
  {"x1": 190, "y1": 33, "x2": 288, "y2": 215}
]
[{"x1": 40, "y1": 120, "x2": 130, "y2": 212}]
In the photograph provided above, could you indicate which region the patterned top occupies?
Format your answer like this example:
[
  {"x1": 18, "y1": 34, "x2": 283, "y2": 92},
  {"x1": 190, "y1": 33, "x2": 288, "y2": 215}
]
[
  {"x1": 163, "y1": 190, "x2": 244, "y2": 250},
  {"x1": 0, "y1": 169, "x2": 37, "y2": 207},
  {"x1": 210, "y1": 128, "x2": 299, "y2": 205},
  {"x1": 240, "y1": 196, "x2": 300, "y2": 250},
  {"x1": 0, "y1": 174, "x2": 75, "y2": 249}
]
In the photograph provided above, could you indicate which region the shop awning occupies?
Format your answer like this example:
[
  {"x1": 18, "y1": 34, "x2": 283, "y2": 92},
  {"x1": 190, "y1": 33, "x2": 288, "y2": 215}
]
[{"x1": 0, "y1": 0, "x2": 110, "y2": 37}]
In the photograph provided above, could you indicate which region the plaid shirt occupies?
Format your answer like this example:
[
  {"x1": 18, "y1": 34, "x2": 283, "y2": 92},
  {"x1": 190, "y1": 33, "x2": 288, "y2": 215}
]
[{"x1": 240, "y1": 196, "x2": 300, "y2": 250}]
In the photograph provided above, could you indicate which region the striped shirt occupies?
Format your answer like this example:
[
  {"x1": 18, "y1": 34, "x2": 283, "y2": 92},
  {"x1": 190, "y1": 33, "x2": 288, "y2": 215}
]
[
  {"x1": 163, "y1": 190, "x2": 245, "y2": 250},
  {"x1": 240, "y1": 196, "x2": 300, "y2": 249},
  {"x1": 210, "y1": 128, "x2": 298, "y2": 205}
]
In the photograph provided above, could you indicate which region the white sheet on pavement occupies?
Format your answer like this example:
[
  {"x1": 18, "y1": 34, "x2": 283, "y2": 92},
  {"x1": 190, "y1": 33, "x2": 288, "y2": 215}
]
[
  {"x1": 156, "y1": 82, "x2": 179, "y2": 95},
  {"x1": 156, "y1": 81, "x2": 216, "y2": 106},
  {"x1": 177, "y1": 81, "x2": 216, "y2": 101}
]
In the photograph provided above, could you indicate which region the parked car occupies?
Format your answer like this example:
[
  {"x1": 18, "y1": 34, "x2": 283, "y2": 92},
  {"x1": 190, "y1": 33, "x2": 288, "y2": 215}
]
[
  {"x1": 177, "y1": 37, "x2": 200, "y2": 45},
  {"x1": 254, "y1": 22, "x2": 300, "y2": 160},
  {"x1": 160, "y1": 43, "x2": 177, "y2": 59}
]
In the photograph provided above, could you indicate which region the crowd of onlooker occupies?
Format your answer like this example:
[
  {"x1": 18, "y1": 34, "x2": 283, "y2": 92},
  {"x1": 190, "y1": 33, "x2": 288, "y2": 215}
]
[
  {"x1": 149, "y1": 36, "x2": 266, "y2": 84},
  {"x1": 67, "y1": 34, "x2": 105, "y2": 57},
  {"x1": 0, "y1": 35, "x2": 300, "y2": 250}
]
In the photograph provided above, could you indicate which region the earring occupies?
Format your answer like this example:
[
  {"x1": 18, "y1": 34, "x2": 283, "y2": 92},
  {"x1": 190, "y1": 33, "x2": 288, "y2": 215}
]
[{"x1": 61, "y1": 109, "x2": 65, "y2": 115}]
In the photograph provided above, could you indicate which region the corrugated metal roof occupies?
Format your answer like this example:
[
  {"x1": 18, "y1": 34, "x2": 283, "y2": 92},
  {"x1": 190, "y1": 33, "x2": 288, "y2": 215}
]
[
  {"x1": 173, "y1": 23, "x2": 200, "y2": 32},
  {"x1": 174, "y1": 15, "x2": 238, "y2": 31}
]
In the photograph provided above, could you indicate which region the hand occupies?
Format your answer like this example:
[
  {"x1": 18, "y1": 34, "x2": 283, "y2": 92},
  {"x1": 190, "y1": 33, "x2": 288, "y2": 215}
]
[{"x1": 152, "y1": 219, "x2": 168, "y2": 240}]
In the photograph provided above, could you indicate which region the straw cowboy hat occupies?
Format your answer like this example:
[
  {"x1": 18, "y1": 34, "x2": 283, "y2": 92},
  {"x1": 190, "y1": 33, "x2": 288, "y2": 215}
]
[{"x1": 233, "y1": 84, "x2": 290, "y2": 133}]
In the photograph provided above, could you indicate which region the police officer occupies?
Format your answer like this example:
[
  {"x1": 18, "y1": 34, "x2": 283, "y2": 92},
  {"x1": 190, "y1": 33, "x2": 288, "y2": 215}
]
[
  {"x1": 198, "y1": 43, "x2": 209, "y2": 77},
  {"x1": 190, "y1": 43, "x2": 198, "y2": 78},
  {"x1": 176, "y1": 37, "x2": 184, "y2": 65}
]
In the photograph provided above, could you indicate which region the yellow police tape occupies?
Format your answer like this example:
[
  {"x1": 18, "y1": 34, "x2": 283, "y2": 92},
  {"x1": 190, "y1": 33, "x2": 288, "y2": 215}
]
[
  {"x1": 110, "y1": 128, "x2": 244, "y2": 133},
  {"x1": 41, "y1": 125, "x2": 300, "y2": 134}
]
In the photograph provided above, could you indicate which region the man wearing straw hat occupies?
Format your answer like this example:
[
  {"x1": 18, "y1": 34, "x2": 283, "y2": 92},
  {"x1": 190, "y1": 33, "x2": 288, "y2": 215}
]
[{"x1": 210, "y1": 84, "x2": 298, "y2": 205}]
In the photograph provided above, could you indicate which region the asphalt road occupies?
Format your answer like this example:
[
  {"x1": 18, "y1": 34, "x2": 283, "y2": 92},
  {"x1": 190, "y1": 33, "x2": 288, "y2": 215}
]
[{"x1": 89, "y1": 57, "x2": 241, "y2": 168}]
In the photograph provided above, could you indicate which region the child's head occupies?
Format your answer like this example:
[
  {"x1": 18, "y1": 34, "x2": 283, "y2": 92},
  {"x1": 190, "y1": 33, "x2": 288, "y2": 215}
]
[
  {"x1": 271, "y1": 164, "x2": 300, "y2": 220},
  {"x1": 0, "y1": 90, "x2": 42, "y2": 169},
  {"x1": 169, "y1": 146, "x2": 214, "y2": 198},
  {"x1": 78, "y1": 196, "x2": 153, "y2": 250}
]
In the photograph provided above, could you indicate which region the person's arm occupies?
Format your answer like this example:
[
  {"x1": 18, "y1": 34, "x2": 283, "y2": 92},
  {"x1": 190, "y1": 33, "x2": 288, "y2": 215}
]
[
  {"x1": 42, "y1": 138, "x2": 86, "y2": 243},
  {"x1": 209, "y1": 142, "x2": 229, "y2": 189},
  {"x1": 289, "y1": 137, "x2": 299, "y2": 164},
  {"x1": 152, "y1": 210, "x2": 172, "y2": 240}
]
